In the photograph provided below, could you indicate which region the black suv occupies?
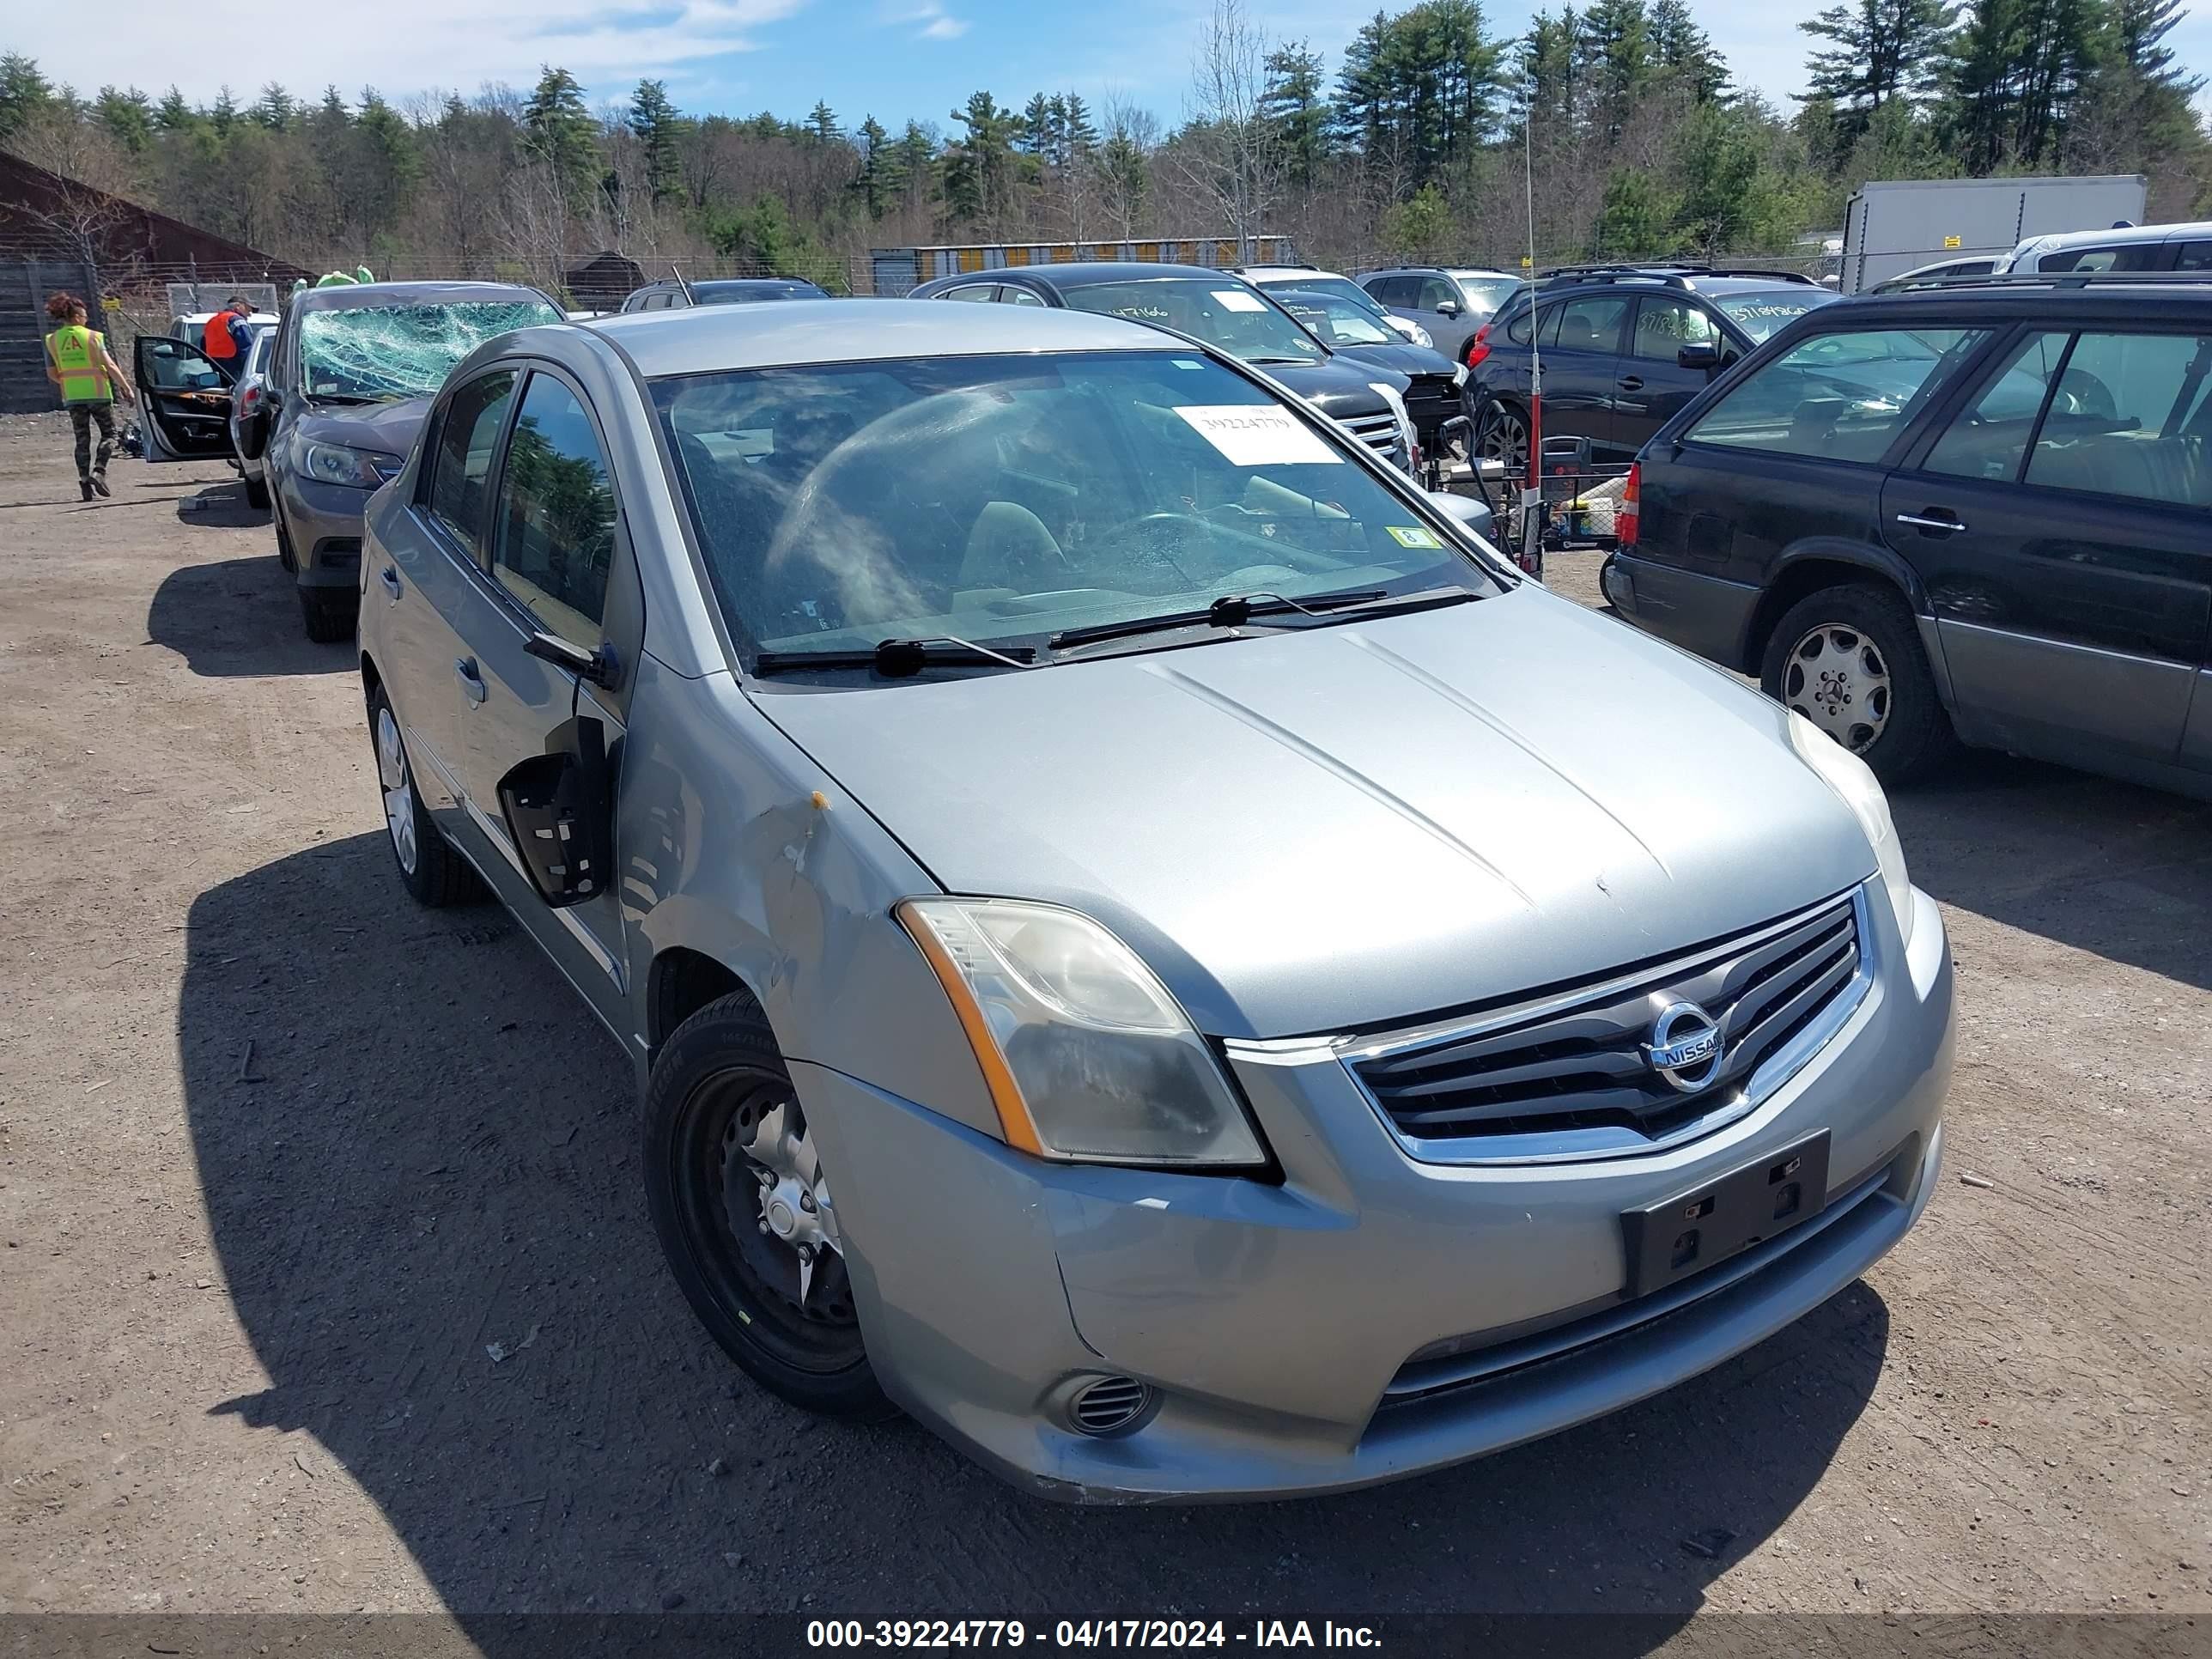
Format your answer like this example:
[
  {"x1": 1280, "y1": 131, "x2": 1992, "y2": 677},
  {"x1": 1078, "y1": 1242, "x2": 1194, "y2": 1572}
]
[
  {"x1": 1602, "y1": 276, "x2": 2212, "y2": 799},
  {"x1": 1465, "y1": 266, "x2": 1837, "y2": 470}
]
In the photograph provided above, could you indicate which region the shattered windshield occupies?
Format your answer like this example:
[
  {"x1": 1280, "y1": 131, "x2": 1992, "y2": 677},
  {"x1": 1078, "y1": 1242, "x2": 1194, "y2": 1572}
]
[{"x1": 300, "y1": 301, "x2": 563, "y2": 401}]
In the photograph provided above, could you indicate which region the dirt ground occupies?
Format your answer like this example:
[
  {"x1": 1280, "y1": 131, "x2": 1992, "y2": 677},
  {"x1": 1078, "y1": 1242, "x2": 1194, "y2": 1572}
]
[{"x1": 1, "y1": 409, "x2": 2207, "y2": 1637}]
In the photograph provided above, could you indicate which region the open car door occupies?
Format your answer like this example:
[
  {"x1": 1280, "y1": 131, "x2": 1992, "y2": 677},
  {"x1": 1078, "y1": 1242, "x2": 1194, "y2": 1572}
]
[{"x1": 133, "y1": 336, "x2": 234, "y2": 462}]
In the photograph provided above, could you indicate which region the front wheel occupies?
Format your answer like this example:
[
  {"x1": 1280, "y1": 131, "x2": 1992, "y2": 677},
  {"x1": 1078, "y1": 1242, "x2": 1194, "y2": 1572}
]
[
  {"x1": 368, "y1": 687, "x2": 475, "y2": 906},
  {"x1": 1760, "y1": 583, "x2": 1953, "y2": 785},
  {"x1": 1476, "y1": 400, "x2": 1528, "y2": 476},
  {"x1": 643, "y1": 994, "x2": 895, "y2": 1421}
]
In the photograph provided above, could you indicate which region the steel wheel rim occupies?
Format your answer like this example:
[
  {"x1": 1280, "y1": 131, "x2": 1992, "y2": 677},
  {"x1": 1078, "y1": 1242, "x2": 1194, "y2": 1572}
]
[
  {"x1": 1783, "y1": 623, "x2": 1891, "y2": 752},
  {"x1": 1480, "y1": 409, "x2": 1528, "y2": 473},
  {"x1": 375, "y1": 706, "x2": 418, "y2": 874},
  {"x1": 672, "y1": 1068, "x2": 861, "y2": 1372}
]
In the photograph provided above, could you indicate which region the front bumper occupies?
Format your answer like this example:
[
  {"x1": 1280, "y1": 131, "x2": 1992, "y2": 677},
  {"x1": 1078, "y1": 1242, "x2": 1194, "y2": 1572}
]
[
  {"x1": 800, "y1": 883, "x2": 1953, "y2": 1504},
  {"x1": 274, "y1": 471, "x2": 373, "y2": 590}
]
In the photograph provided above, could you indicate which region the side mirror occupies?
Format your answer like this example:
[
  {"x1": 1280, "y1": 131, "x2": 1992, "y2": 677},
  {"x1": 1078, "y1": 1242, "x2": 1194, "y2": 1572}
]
[
  {"x1": 497, "y1": 715, "x2": 613, "y2": 909},
  {"x1": 1434, "y1": 299, "x2": 1461, "y2": 319},
  {"x1": 1426, "y1": 489, "x2": 1496, "y2": 542},
  {"x1": 524, "y1": 629, "x2": 620, "y2": 690},
  {"x1": 1678, "y1": 342, "x2": 1722, "y2": 373}
]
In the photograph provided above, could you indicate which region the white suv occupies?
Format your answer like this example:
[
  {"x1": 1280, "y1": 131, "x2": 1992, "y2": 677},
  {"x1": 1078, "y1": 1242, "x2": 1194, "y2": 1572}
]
[{"x1": 1996, "y1": 220, "x2": 2212, "y2": 275}]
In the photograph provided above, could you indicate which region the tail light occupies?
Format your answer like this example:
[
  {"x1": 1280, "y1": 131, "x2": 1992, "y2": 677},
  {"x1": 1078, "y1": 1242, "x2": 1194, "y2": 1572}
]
[
  {"x1": 1464, "y1": 325, "x2": 1492, "y2": 369},
  {"x1": 1616, "y1": 461, "x2": 1640, "y2": 548},
  {"x1": 237, "y1": 384, "x2": 260, "y2": 416}
]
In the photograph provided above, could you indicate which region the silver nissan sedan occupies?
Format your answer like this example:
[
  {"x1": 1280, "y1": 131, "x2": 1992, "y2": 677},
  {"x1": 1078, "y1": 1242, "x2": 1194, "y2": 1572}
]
[{"x1": 355, "y1": 299, "x2": 1954, "y2": 1503}]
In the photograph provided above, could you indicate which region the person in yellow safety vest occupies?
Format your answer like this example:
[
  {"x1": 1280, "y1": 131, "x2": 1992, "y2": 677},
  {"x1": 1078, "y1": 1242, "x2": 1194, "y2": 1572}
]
[{"x1": 44, "y1": 292, "x2": 136, "y2": 502}]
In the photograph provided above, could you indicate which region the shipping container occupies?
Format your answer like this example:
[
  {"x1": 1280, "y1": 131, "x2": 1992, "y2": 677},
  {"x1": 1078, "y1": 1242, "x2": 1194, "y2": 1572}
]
[{"x1": 1838, "y1": 176, "x2": 2147, "y2": 293}]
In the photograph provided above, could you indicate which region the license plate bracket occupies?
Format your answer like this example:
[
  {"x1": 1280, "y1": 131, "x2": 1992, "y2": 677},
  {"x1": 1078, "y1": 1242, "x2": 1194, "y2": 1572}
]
[{"x1": 1620, "y1": 1131, "x2": 1832, "y2": 1298}]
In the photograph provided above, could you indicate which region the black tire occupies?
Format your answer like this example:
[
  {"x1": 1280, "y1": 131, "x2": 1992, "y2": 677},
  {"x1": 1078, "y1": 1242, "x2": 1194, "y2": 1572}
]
[
  {"x1": 300, "y1": 585, "x2": 356, "y2": 643},
  {"x1": 368, "y1": 685, "x2": 475, "y2": 907},
  {"x1": 1476, "y1": 397, "x2": 1528, "y2": 476},
  {"x1": 244, "y1": 476, "x2": 270, "y2": 510},
  {"x1": 643, "y1": 993, "x2": 896, "y2": 1422},
  {"x1": 1760, "y1": 582, "x2": 1953, "y2": 786}
]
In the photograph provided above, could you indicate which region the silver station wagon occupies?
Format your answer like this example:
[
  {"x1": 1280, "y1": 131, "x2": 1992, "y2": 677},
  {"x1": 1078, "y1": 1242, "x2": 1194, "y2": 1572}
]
[{"x1": 355, "y1": 299, "x2": 1955, "y2": 1502}]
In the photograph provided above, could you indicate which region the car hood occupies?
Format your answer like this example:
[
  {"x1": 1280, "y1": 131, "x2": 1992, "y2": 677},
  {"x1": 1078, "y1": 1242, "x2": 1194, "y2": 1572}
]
[
  {"x1": 290, "y1": 393, "x2": 434, "y2": 459},
  {"x1": 1329, "y1": 340, "x2": 1460, "y2": 379},
  {"x1": 1260, "y1": 358, "x2": 1408, "y2": 417},
  {"x1": 759, "y1": 588, "x2": 1878, "y2": 1039}
]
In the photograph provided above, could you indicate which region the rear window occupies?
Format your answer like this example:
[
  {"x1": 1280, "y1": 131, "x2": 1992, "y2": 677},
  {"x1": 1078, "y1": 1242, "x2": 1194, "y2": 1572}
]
[{"x1": 1686, "y1": 327, "x2": 1989, "y2": 463}]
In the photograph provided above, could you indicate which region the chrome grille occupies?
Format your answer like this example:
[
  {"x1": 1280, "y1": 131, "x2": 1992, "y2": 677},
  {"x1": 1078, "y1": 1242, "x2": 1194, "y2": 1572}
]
[
  {"x1": 1349, "y1": 891, "x2": 1866, "y2": 1162},
  {"x1": 1340, "y1": 411, "x2": 1403, "y2": 465}
]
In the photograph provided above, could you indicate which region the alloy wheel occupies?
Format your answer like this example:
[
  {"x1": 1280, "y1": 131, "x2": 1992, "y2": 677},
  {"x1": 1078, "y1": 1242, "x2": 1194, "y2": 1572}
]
[
  {"x1": 375, "y1": 705, "x2": 418, "y2": 874},
  {"x1": 1479, "y1": 407, "x2": 1528, "y2": 475},
  {"x1": 1782, "y1": 623, "x2": 1891, "y2": 753}
]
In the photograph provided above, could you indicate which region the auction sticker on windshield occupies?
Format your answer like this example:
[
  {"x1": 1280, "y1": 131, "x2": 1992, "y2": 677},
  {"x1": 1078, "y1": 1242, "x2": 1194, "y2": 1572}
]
[
  {"x1": 1386, "y1": 525, "x2": 1443, "y2": 548},
  {"x1": 1211, "y1": 289, "x2": 1268, "y2": 312},
  {"x1": 1174, "y1": 405, "x2": 1342, "y2": 466}
]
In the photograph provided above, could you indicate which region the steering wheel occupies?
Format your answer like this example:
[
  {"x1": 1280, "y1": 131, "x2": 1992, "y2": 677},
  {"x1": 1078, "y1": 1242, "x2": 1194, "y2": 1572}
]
[{"x1": 2056, "y1": 371, "x2": 2118, "y2": 422}]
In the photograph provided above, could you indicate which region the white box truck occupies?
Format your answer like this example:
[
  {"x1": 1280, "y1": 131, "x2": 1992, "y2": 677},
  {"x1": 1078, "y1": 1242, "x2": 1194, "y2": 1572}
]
[{"x1": 1838, "y1": 175, "x2": 2148, "y2": 293}]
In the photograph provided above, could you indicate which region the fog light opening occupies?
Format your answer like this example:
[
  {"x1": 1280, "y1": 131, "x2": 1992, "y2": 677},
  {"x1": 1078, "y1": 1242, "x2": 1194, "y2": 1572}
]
[{"x1": 1068, "y1": 1375, "x2": 1154, "y2": 1437}]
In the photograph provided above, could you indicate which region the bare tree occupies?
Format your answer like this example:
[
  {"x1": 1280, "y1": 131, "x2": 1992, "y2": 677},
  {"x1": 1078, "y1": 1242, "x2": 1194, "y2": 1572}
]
[
  {"x1": 1091, "y1": 94, "x2": 1158, "y2": 240},
  {"x1": 1176, "y1": 0, "x2": 1281, "y2": 255},
  {"x1": 2, "y1": 109, "x2": 138, "y2": 264}
]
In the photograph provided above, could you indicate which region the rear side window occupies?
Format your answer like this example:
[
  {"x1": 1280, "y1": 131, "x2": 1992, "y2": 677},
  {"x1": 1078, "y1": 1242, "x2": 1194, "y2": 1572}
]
[
  {"x1": 2175, "y1": 241, "x2": 2212, "y2": 271},
  {"x1": 1686, "y1": 327, "x2": 1988, "y2": 463},
  {"x1": 428, "y1": 370, "x2": 518, "y2": 557},
  {"x1": 943, "y1": 285, "x2": 996, "y2": 302},
  {"x1": 2022, "y1": 331, "x2": 2212, "y2": 507},
  {"x1": 1504, "y1": 305, "x2": 1535, "y2": 345},
  {"x1": 489, "y1": 375, "x2": 618, "y2": 643},
  {"x1": 1369, "y1": 276, "x2": 1413, "y2": 306},
  {"x1": 1003, "y1": 286, "x2": 1046, "y2": 307},
  {"x1": 1545, "y1": 295, "x2": 1630, "y2": 353}
]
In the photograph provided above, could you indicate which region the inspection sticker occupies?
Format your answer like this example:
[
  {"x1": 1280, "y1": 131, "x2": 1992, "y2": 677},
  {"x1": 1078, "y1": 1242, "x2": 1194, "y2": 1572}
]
[
  {"x1": 1174, "y1": 404, "x2": 1343, "y2": 466},
  {"x1": 1211, "y1": 289, "x2": 1268, "y2": 313},
  {"x1": 1386, "y1": 525, "x2": 1443, "y2": 548}
]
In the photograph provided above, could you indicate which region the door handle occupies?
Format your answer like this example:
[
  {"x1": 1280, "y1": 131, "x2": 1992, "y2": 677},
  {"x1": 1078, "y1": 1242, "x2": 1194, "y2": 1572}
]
[
  {"x1": 1618, "y1": 375, "x2": 1644, "y2": 391},
  {"x1": 1895, "y1": 511, "x2": 1968, "y2": 534},
  {"x1": 379, "y1": 565, "x2": 403, "y2": 599},
  {"x1": 455, "y1": 657, "x2": 487, "y2": 704}
]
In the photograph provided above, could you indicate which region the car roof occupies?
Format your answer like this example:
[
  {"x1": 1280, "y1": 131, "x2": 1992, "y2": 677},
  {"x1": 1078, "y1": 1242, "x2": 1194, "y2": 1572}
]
[
  {"x1": 586, "y1": 295, "x2": 1173, "y2": 375},
  {"x1": 1239, "y1": 265, "x2": 1334, "y2": 281},
  {"x1": 692, "y1": 277, "x2": 826, "y2": 292},
  {"x1": 997, "y1": 262, "x2": 1259, "y2": 289},
  {"x1": 1808, "y1": 283, "x2": 2212, "y2": 320},
  {"x1": 293, "y1": 280, "x2": 555, "y2": 314},
  {"x1": 2014, "y1": 220, "x2": 2211, "y2": 253}
]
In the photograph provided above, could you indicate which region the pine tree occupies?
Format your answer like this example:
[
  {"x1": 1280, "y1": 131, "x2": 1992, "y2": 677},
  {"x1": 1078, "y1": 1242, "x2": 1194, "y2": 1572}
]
[
  {"x1": 1650, "y1": 0, "x2": 1729, "y2": 101},
  {"x1": 944, "y1": 91, "x2": 1016, "y2": 222},
  {"x1": 1263, "y1": 44, "x2": 1331, "y2": 188},
  {"x1": 1057, "y1": 94, "x2": 1099, "y2": 157},
  {"x1": 1800, "y1": 0, "x2": 1952, "y2": 138},
  {"x1": 1019, "y1": 93, "x2": 1055, "y2": 155},
  {"x1": 94, "y1": 86, "x2": 155, "y2": 153},
  {"x1": 856, "y1": 114, "x2": 891, "y2": 215},
  {"x1": 629, "y1": 79, "x2": 684, "y2": 201},
  {"x1": 806, "y1": 100, "x2": 842, "y2": 143},
  {"x1": 0, "y1": 52, "x2": 53, "y2": 143},
  {"x1": 210, "y1": 86, "x2": 240, "y2": 137},
  {"x1": 523, "y1": 65, "x2": 599, "y2": 206},
  {"x1": 252, "y1": 83, "x2": 295, "y2": 131}
]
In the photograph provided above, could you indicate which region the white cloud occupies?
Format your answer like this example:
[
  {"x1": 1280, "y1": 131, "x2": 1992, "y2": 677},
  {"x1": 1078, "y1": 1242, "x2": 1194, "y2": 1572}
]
[
  {"x1": 9, "y1": 0, "x2": 807, "y2": 105},
  {"x1": 878, "y1": 0, "x2": 969, "y2": 42}
]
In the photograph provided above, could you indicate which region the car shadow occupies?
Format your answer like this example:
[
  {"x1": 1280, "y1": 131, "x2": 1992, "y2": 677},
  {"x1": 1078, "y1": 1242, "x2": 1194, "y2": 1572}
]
[
  {"x1": 179, "y1": 834, "x2": 1886, "y2": 1642},
  {"x1": 174, "y1": 478, "x2": 268, "y2": 527},
  {"x1": 147, "y1": 553, "x2": 349, "y2": 677},
  {"x1": 1896, "y1": 748, "x2": 2212, "y2": 992}
]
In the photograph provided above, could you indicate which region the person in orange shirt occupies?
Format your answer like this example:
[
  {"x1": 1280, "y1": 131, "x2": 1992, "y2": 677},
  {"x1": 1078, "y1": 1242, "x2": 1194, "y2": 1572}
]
[
  {"x1": 203, "y1": 295, "x2": 254, "y2": 380},
  {"x1": 44, "y1": 292, "x2": 135, "y2": 501}
]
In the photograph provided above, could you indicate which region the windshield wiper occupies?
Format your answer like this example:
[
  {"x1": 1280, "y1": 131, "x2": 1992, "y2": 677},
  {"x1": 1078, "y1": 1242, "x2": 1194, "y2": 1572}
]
[
  {"x1": 1048, "y1": 586, "x2": 1395, "y2": 651},
  {"x1": 750, "y1": 635, "x2": 1038, "y2": 678}
]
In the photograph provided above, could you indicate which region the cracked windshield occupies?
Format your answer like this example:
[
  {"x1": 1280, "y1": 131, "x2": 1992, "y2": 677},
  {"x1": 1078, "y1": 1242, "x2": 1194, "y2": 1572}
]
[
  {"x1": 300, "y1": 301, "x2": 564, "y2": 401},
  {"x1": 654, "y1": 350, "x2": 1492, "y2": 659}
]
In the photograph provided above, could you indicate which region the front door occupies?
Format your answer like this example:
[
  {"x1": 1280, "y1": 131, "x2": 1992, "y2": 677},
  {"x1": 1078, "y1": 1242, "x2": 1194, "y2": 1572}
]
[
  {"x1": 1888, "y1": 325, "x2": 2212, "y2": 767},
  {"x1": 132, "y1": 337, "x2": 234, "y2": 462},
  {"x1": 447, "y1": 368, "x2": 641, "y2": 1028},
  {"x1": 1620, "y1": 296, "x2": 1726, "y2": 455},
  {"x1": 1534, "y1": 292, "x2": 1631, "y2": 459}
]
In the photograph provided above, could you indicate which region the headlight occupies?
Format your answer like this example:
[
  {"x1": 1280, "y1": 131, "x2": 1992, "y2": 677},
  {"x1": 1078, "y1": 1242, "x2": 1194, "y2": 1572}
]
[
  {"x1": 1411, "y1": 325, "x2": 1435, "y2": 349},
  {"x1": 301, "y1": 441, "x2": 402, "y2": 489},
  {"x1": 897, "y1": 898, "x2": 1267, "y2": 1169},
  {"x1": 1368, "y1": 381, "x2": 1418, "y2": 473},
  {"x1": 1787, "y1": 712, "x2": 1914, "y2": 948}
]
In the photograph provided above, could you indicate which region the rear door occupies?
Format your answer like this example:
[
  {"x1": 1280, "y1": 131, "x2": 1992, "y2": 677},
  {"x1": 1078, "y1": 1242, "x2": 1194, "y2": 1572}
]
[
  {"x1": 447, "y1": 368, "x2": 643, "y2": 1027},
  {"x1": 1535, "y1": 291, "x2": 1632, "y2": 457},
  {"x1": 1887, "y1": 325, "x2": 2212, "y2": 767},
  {"x1": 132, "y1": 337, "x2": 234, "y2": 463},
  {"x1": 1620, "y1": 295, "x2": 1725, "y2": 454}
]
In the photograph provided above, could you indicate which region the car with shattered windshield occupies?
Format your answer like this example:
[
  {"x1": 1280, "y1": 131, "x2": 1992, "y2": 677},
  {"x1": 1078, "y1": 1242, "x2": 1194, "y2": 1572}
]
[
  {"x1": 220, "y1": 280, "x2": 566, "y2": 640},
  {"x1": 355, "y1": 297, "x2": 1953, "y2": 1502}
]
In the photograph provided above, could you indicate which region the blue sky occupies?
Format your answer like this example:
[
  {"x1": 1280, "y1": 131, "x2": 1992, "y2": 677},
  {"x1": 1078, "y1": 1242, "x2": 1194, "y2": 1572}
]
[{"x1": 13, "y1": 0, "x2": 2210, "y2": 132}]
